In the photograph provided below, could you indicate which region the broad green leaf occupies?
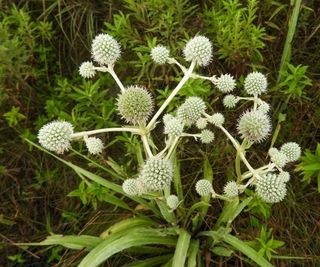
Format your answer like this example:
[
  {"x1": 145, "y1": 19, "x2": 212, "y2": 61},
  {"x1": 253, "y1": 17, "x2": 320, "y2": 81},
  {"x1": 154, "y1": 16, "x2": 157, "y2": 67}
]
[
  {"x1": 122, "y1": 254, "x2": 173, "y2": 267},
  {"x1": 156, "y1": 199, "x2": 176, "y2": 224},
  {"x1": 211, "y1": 246, "x2": 234, "y2": 257},
  {"x1": 172, "y1": 229, "x2": 191, "y2": 267},
  {"x1": 187, "y1": 239, "x2": 199, "y2": 267}
]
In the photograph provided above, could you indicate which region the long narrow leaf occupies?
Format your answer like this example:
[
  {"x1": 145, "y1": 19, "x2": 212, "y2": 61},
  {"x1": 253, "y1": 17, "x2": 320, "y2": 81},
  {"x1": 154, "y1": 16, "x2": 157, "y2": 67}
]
[
  {"x1": 122, "y1": 254, "x2": 173, "y2": 267},
  {"x1": 187, "y1": 239, "x2": 199, "y2": 267},
  {"x1": 172, "y1": 229, "x2": 191, "y2": 267}
]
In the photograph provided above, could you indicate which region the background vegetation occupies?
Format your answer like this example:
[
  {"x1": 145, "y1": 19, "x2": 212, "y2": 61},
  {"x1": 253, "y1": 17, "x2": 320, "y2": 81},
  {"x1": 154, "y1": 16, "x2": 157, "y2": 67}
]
[{"x1": 0, "y1": 0, "x2": 319, "y2": 266}]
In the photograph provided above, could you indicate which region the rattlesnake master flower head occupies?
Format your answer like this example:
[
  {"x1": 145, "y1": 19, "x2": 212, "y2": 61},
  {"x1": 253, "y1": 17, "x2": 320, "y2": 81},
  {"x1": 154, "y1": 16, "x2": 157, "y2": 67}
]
[
  {"x1": 79, "y1": 61, "x2": 96, "y2": 78},
  {"x1": 200, "y1": 129, "x2": 215, "y2": 144},
  {"x1": 256, "y1": 173, "x2": 287, "y2": 203},
  {"x1": 84, "y1": 137, "x2": 103, "y2": 155},
  {"x1": 163, "y1": 113, "x2": 174, "y2": 124},
  {"x1": 91, "y1": 33, "x2": 121, "y2": 65},
  {"x1": 196, "y1": 179, "x2": 213, "y2": 196},
  {"x1": 196, "y1": 118, "x2": 208, "y2": 129},
  {"x1": 117, "y1": 86, "x2": 153, "y2": 125},
  {"x1": 223, "y1": 181, "x2": 239, "y2": 198},
  {"x1": 177, "y1": 97, "x2": 206, "y2": 124},
  {"x1": 280, "y1": 142, "x2": 301, "y2": 162},
  {"x1": 257, "y1": 100, "x2": 271, "y2": 114},
  {"x1": 122, "y1": 179, "x2": 140, "y2": 196},
  {"x1": 278, "y1": 171, "x2": 290, "y2": 183},
  {"x1": 151, "y1": 45, "x2": 170, "y2": 64},
  {"x1": 183, "y1": 36, "x2": 213, "y2": 66},
  {"x1": 215, "y1": 74, "x2": 236, "y2": 93},
  {"x1": 140, "y1": 158, "x2": 173, "y2": 191},
  {"x1": 208, "y1": 113, "x2": 225, "y2": 127},
  {"x1": 268, "y1": 148, "x2": 287, "y2": 168},
  {"x1": 164, "y1": 117, "x2": 184, "y2": 137},
  {"x1": 166, "y1": 195, "x2": 179, "y2": 209},
  {"x1": 237, "y1": 110, "x2": 272, "y2": 143},
  {"x1": 223, "y1": 94, "x2": 239, "y2": 108},
  {"x1": 38, "y1": 121, "x2": 73, "y2": 154},
  {"x1": 244, "y1": 72, "x2": 267, "y2": 96}
]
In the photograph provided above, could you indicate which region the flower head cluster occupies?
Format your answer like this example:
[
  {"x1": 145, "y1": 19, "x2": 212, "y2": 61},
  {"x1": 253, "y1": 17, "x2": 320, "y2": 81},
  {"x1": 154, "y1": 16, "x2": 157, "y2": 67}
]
[
  {"x1": 215, "y1": 74, "x2": 236, "y2": 93},
  {"x1": 177, "y1": 97, "x2": 206, "y2": 125},
  {"x1": 223, "y1": 94, "x2": 239, "y2": 108},
  {"x1": 196, "y1": 118, "x2": 208, "y2": 129},
  {"x1": 164, "y1": 117, "x2": 184, "y2": 137},
  {"x1": 122, "y1": 179, "x2": 141, "y2": 196},
  {"x1": 195, "y1": 179, "x2": 213, "y2": 196},
  {"x1": 208, "y1": 113, "x2": 225, "y2": 127},
  {"x1": 268, "y1": 148, "x2": 287, "y2": 168},
  {"x1": 200, "y1": 129, "x2": 215, "y2": 144},
  {"x1": 223, "y1": 181, "x2": 239, "y2": 198},
  {"x1": 244, "y1": 72, "x2": 267, "y2": 96},
  {"x1": 151, "y1": 45, "x2": 170, "y2": 65},
  {"x1": 166, "y1": 195, "x2": 179, "y2": 209},
  {"x1": 79, "y1": 61, "x2": 96, "y2": 79},
  {"x1": 280, "y1": 142, "x2": 301, "y2": 162},
  {"x1": 84, "y1": 137, "x2": 103, "y2": 155},
  {"x1": 183, "y1": 36, "x2": 213, "y2": 66}
]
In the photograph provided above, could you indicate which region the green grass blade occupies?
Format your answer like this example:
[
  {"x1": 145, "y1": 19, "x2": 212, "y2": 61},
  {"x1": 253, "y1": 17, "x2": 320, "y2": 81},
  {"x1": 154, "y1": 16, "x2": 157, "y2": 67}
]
[{"x1": 172, "y1": 229, "x2": 191, "y2": 267}]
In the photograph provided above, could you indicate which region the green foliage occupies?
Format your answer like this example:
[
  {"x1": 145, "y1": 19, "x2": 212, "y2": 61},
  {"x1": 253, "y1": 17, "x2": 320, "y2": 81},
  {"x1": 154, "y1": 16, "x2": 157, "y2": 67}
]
[{"x1": 3, "y1": 106, "x2": 25, "y2": 126}]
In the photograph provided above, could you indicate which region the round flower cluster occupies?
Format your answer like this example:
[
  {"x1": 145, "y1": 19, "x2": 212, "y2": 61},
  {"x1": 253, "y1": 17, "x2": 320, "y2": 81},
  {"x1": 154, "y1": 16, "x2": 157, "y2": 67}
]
[
  {"x1": 208, "y1": 113, "x2": 225, "y2": 127},
  {"x1": 278, "y1": 171, "x2": 290, "y2": 183},
  {"x1": 166, "y1": 195, "x2": 179, "y2": 210},
  {"x1": 237, "y1": 110, "x2": 271, "y2": 143},
  {"x1": 280, "y1": 142, "x2": 301, "y2": 162},
  {"x1": 223, "y1": 94, "x2": 239, "y2": 108},
  {"x1": 122, "y1": 179, "x2": 140, "y2": 196},
  {"x1": 223, "y1": 181, "x2": 239, "y2": 198},
  {"x1": 268, "y1": 148, "x2": 287, "y2": 168},
  {"x1": 196, "y1": 118, "x2": 208, "y2": 130},
  {"x1": 91, "y1": 33, "x2": 121, "y2": 65},
  {"x1": 84, "y1": 137, "x2": 104, "y2": 155},
  {"x1": 163, "y1": 113, "x2": 174, "y2": 124},
  {"x1": 139, "y1": 158, "x2": 173, "y2": 191},
  {"x1": 117, "y1": 86, "x2": 153, "y2": 125},
  {"x1": 200, "y1": 129, "x2": 215, "y2": 144},
  {"x1": 257, "y1": 100, "x2": 270, "y2": 114},
  {"x1": 38, "y1": 121, "x2": 74, "y2": 154},
  {"x1": 195, "y1": 179, "x2": 213, "y2": 196},
  {"x1": 177, "y1": 97, "x2": 206, "y2": 125},
  {"x1": 255, "y1": 173, "x2": 287, "y2": 203},
  {"x1": 79, "y1": 61, "x2": 96, "y2": 79},
  {"x1": 164, "y1": 117, "x2": 184, "y2": 137},
  {"x1": 215, "y1": 74, "x2": 236, "y2": 93},
  {"x1": 244, "y1": 72, "x2": 267, "y2": 96},
  {"x1": 183, "y1": 36, "x2": 213, "y2": 66},
  {"x1": 150, "y1": 45, "x2": 170, "y2": 65}
]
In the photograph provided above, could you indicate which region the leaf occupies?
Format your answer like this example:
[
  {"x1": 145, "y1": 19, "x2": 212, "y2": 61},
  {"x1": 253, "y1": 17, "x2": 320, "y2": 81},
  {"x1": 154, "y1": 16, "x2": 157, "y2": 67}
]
[
  {"x1": 172, "y1": 229, "x2": 191, "y2": 267},
  {"x1": 187, "y1": 240, "x2": 199, "y2": 267},
  {"x1": 211, "y1": 246, "x2": 234, "y2": 257},
  {"x1": 155, "y1": 199, "x2": 176, "y2": 224},
  {"x1": 122, "y1": 254, "x2": 173, "y2": 267}
]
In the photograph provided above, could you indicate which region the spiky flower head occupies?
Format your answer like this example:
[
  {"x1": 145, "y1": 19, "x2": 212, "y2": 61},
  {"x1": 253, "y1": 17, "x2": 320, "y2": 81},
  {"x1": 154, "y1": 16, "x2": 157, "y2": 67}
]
[
  {"x1": 196, "y1": 118, "x2": 207, "y2": 129},
  {"x1": 79, "y1": 61, "x2": 96, "y2": 79},
  {"x1": 278, "y1": 171, "x2": 290, "y2": 183},
  {"x1": 177, "y1": 97, "x2": 206, "y2": 124},
  {"x1": 244, "y1": 72, "x2": 267, "y2": 96},
  {"x1": 122, "y1": 179, "x2": 140, "y2": 196},
  {"x1": 139, "y1": 158, "x2": 173, "y2": 192},
  {"x1": 237, "y1": 110, "x2": 271, "y2": 143},
  {"x1": 223, "y1": 181, "x2": 239, "y2": 198},
  {"x1": 280, "y1": 142, "x2": 301, "y2": 162},
  {"x1": 215, "y1": 74, "x2": 236, "y2": 93},
  {"x1": 200, "y1": 129, "x2": 215, "y2": 144},
  {"x1": 223, "y1": 94, "x2": 239, "y2": 108},
  {"x1": 38, "y1": 121, "x2": 73, "y2": 154},
  {"x1": 84, "y1": 137, "x2": 103, "y2": 155},
  {"x1": 268, "y1": 148, "x2": 287, "y2": 168},
  {"x1": 166, "y1": 195, "x2": 179, "y2": 210},
  {"x1": 257, "y1": 100, "x2": 270, "y2": 113},
  {"x1": 195, "y1": 179, "x2": 213, "y2": 196},
  {"x1": 91, "y1": 33, "x2": 121, "y2": 65},
  {"x1": 164, "y1": 117, "x2": 184, "y2": 137},
  {"x1": 183, "y1": 36, "x2": 213, "y2": 66},
  {"x1": 117, "y1": 85, "x2": 153, "y2": 125},
  {"x1": 255, "y1": 173, "x2": 287, "y2": 203},
  {"x1": 208, "y1": 113, "x2": 225, "y2": 127},
  {"x1": 151, "y1": 45, "x2": 170, "y2": 65}
]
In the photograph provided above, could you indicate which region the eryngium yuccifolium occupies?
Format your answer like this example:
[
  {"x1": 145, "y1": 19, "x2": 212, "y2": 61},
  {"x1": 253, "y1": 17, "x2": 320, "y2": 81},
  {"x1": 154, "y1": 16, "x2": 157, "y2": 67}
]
[
  {"x1": 91, "y1": 33, "x2": 121, "y2": 65},
  {"x1": 196, "y1": 118, "x2": 207, "y2": 129},
  {"x1": 84, "y1": 137, "x2": 103, "y2": 155},
  {"x1": 223, "y1": 94, "x2": 239, "y2": 108},
  {"x1": 244, "y1": 72, "x2": 267, "y2": 96},
  {"x1": 268, "y1": 148, "x2": 287, "y2": 168},
  {"x1": 195, "y1": 179, "x2": 213, "y2": 196},
  {"x1": 164, "y1": 117, "x2": 184, "y2": 137},
  {"x1": 280, "y1": 142, "x2": 301, "y2": 162},
  {"x1": 208, "y1": 113, "x2": 225, "y2": 127},
  {"x1": 257, "y1": 100, "x2": 271, "y2": 113},
  {"x1": 183, "y1": 36, "x2": 212, "y2": 66},
  {"x1": 256, "y1": 173, "x2": 287, "y2": 203},
  {"x1": 223, "y1": 181, "x2": 239, "y2": 198},
  {"x1": 140, "y1": 158, "x2": 173, "y2": 191},
  {"x1": 237, "y1": 110, "x2": 271, "y2": 143},
  {"x1": 117, "y1": 86, "x2": 153, "y2": 125},
  {"x1": 177, "y1": 97, "x2": 206, "y2": 124},
  {"x1": 166, "y1": 195, "x2": 179, "y2": 209},
  {"x1": 151, "y1": 45, "x2": 170, "y2": 64},
  {"x1": 38, "y1": 121, "x2": 73, "y2": 154},
  {"x1": 278, "y1": 171, "x2": 290, "y2": 183},
  {"x1": 163, "y1": 113, "x2": 174, "y2": 124},
  {"x1": 200, "y1": 129, "x2": 215, "y2": 144},
  {"x1": 215, "y1": 74, "x2": 236, "y2": 93},
  {"x1": 79, "y1": 61, "x2": 96, "y2": 78},
  {"x1": 122, "y1": 179, "x2": 140, "y2": 196}
]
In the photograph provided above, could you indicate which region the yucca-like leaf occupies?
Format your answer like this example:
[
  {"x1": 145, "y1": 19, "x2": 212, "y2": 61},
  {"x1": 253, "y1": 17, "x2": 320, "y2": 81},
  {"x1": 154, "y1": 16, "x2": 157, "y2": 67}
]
[
  {"x1": 122, "y1": 254, "x2": 173, "y2": 267},
  {"x1": 172, "y1": 229, "x2": 191, "y2": 267}
]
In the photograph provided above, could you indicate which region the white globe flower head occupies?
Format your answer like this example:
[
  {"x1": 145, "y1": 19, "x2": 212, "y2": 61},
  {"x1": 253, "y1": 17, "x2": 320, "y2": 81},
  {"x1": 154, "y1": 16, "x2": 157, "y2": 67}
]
[
  {"x1": 196, "y1": 118, "x2": 207, "y2": 129},
  {"x1": 139, "y1": 158, "x2": 173, "y2": 192},
  {"x1": 122, "y1": 179, "x2": 140, "y2": 196},
  {"x1": 177, "y1": 96, "x2": 206, "y2": 124},
  {"x1": 183, "y1": 35, "x2": 213, "y2": 66},
  {"x1": 223, "y1": 94, "x2": 239, "y2": 108},
  {"x1": 223, "y1": 181, "x2": 239, "y2": 198},
  {"x1": 79, "y1": 61, "x2": 96, "y2": 79},
  {"x1": 268, "y1": 148, "x2": 287, "y2": 168},
  {"x1": 280, "y1": 142, "x2": 301, "y2": 162},
  {"x1": 215, "y1": 74, "x2": 236, "y2": 93},
  {"x1": 196, "y1": 179, "x2": 213, "y2": 196},
  {"x1": 255, "y1": 173, "x2": 287, "y2": 203},
  {"x1": 91, "y1": 33, "x2": 121, "y2": 65},
  {"x1": 164, "y1": 117, "x2": 184, "y2": 137},
  {"x1": 237, "y1": 110, "x2": 272, "y2": 143},
  {"x1": 151, "y1": 45, "x2": 170, "y2": 64},
  {"x1": 200, "y1": 129, "x2": 215, "y2": 144},
  {"x1": 38, "y1": 121, "x2": 74, "y2": 154},
  {"x1": 278, "y1": 171, "x2": 290, "y2": 183},
  {"x1": 166, "y1": 195, "x2": 179, "y2": 210},
  {"x1": 84, "y1": 136, "x2": 104, "y2": 155},
  {"x1": 244, "y1": 72, "x2": 267, "y2": 96},
  {"x1": 257, "y1": 100, "x2": 271, "y2": 114},
  {"x1": 208, "y1": 113, "x2": 225, "y2": 127},
  {"x1": 163, "y1": 113, "x2": 174, "y2": 124}
]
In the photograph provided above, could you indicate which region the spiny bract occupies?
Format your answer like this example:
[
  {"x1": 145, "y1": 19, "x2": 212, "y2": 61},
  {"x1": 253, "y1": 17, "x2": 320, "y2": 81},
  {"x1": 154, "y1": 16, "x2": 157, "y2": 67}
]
[
  {"x1": 195, "y1": 179, "x2": 213, "y2": 196},
  {"x1": 151, "y1": 45, "x2": 170, "y2": 65},
  {"x1": 79, "y1": 61, "x2": 96, "y2": 78},
  {"x1": 183, "y1": 36, "x2": 213, "y2": 66},
  {"x1": 215, "y1": 74, "x2": 236, "y2": 93},
  {"x1": 84, "y1": 137, "x2": 103, "y2": 155},
  {"x1": 244, "y1": 72, "x2": 267, "y2": 96}
]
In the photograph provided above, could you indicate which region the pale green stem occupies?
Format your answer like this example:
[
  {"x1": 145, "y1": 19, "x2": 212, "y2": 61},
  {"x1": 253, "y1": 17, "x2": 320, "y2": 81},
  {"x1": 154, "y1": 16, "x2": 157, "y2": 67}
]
[
  {"x1": 147, "y1": 61, "x2": 196, "y2": 130},
  {"x1": 157, "y1": 136, "x2": 173, "y2": 157},
  {"x1": 71, "y1": 127, "x2": 142, "y2": 139},
  {"x1": 107, "y1": 66, "x2": 126, "y2": 93},
  {"x1": 181, "y1": 133, "x2": 200, "y2": 138},
  {"x1": 253, "y1": 96, "x2": 259, "y2": 111},
  {"x1": 214, "y1": 193, "x2": 232, "y2": 202},
  {"x1": 165, "y1": 137, "x2": 180, "y2": 160},
  {"x1": 141, "y1": 134, "x2": 153, "y2": 158}
]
